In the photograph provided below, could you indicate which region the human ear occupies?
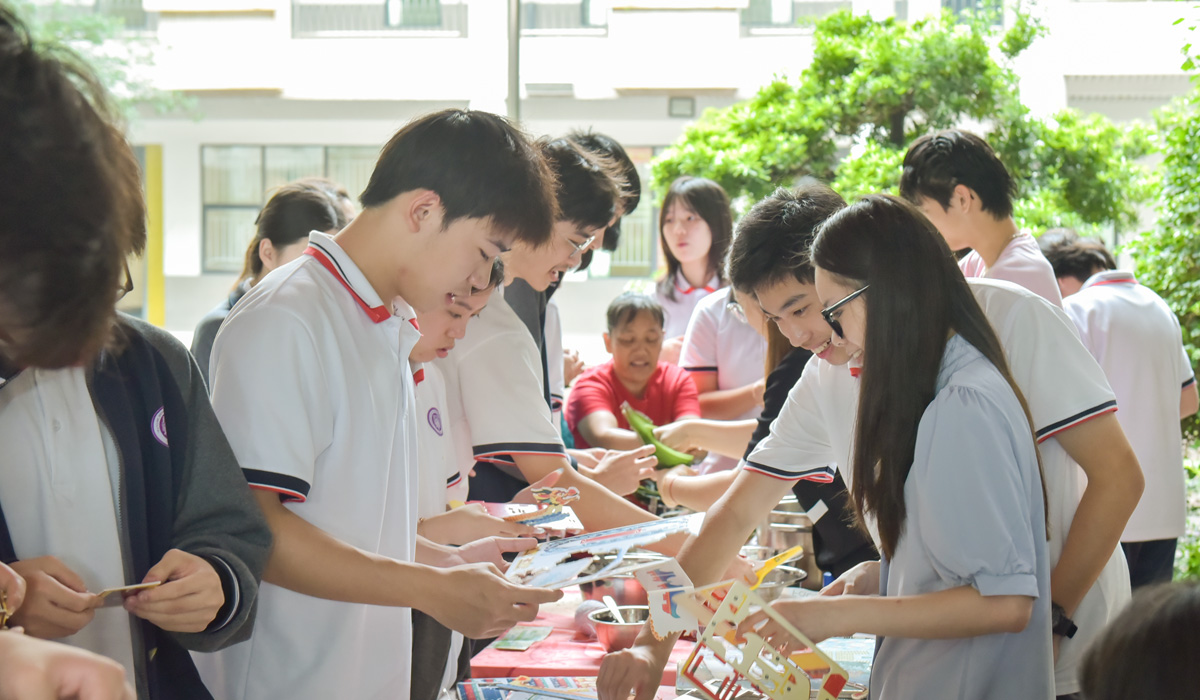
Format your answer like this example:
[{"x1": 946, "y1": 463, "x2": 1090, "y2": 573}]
[
  {"x1": 406, "y1": 189, "x2": 444, "y2": 233},
  {"x1": 603, "y1": 332, "x2": 613, "y2": 355},
  {"x1": 952, "y1": 184, "x2": 975, "y2": 214},
  {"x1": 258, "y1": 238, "x2": 275, "y2": 266}
]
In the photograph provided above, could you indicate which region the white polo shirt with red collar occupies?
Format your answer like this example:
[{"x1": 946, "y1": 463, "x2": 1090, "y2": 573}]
[
  {"x1": 680, "y1": 286, "x2": 767, "y2": 473},
  {"x1": 743, "y1": 278, "x2": 1128, "y2": 695},
  {"x1": 656, "y1": 271, "x2": 721, "y2": 339},
  {"x1": 413, "y1": 362, "x2": 463, "y2": 514},
  {"x1": 199, "y1": 231, "x2": 423, "y2": 699},
  {"x1": 1063, "y1": 270, "x2": 1195, "y2": 542}
]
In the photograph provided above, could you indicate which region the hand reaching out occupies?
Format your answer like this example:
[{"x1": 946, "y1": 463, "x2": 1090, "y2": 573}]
[{"x1": 9, "y1": 557, "x2": 97, "y2": 639}]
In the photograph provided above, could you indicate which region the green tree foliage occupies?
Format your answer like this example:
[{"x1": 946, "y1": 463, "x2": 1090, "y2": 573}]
[
  {"x1": 12, "y1": 0, "x2": 189, "y2": 120},
  {"x1": 652, "y1": 7, "x2": 1150, "y2": 232}
]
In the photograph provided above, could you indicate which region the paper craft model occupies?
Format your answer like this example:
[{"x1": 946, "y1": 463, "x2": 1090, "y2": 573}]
[
  {"x1": 679, "y1": 581, "x2": 848, "y2": 700},
  {"x1": 505, "y1": 513, "x2": 704, "y2": 589}
]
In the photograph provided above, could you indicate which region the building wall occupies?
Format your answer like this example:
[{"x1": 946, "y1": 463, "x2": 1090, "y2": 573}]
[{"x1": 119, "y1": 0, "x2": 1195, "y2": 332}]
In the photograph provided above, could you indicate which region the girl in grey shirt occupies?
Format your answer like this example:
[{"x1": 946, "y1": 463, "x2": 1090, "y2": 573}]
[{"x1": 742, "y1": 195, "x2": 1053, "y2": 700}]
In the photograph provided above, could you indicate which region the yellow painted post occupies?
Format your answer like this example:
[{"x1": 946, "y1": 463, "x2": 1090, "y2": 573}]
[{"x1": 144, "y1": 145, "x2": 166, "y2": 327}]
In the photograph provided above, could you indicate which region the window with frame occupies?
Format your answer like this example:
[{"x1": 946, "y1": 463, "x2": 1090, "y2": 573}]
[{"x1": 201, "y1": 145, "x2": 378, "y2": 273}]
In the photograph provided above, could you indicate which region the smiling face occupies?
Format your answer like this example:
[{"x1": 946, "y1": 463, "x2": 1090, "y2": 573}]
[
  {"x1": 753, "y1": 276, "x2": 851, "y2": 366},
  {"x1": 604, "y1": 309, "x2": 664, "y2": 390},
  {"x1": 409, "y1": 288, "x2": 492, "y2": 363},
  {"x1": 661, "y1": 200, "x2": 713, "y2": 268},
  {"x1": 813, "y1": 268, "x2": 867, "y2": 359},
  {"x1": 504, "y1": 219, "x2": 601, "y2": 292}
]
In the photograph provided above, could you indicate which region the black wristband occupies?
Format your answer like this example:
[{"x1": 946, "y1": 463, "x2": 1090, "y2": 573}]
[{"x1": 1051, "y1": 602, "x2": 1077, "y2": 639}]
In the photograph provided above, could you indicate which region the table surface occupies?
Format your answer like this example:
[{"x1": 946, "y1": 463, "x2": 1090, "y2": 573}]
[{"x1": 470, "y1": 589, "x2": 695, "y2": 686}]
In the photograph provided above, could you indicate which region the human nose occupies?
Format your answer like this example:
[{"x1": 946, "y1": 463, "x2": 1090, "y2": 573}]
[
  {"x1": 468, "y1": 257, "x2": 491, "y2": 291},
  {"x1": 449, "y1": 322, "x2": 468, "y2": 340}
]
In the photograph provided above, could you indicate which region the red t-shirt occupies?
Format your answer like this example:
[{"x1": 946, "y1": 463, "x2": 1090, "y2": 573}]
[{"x1": 566, "y1": 360, "x2": 701, "y2": 449}]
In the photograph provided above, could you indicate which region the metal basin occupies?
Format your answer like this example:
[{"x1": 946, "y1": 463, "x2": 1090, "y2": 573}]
[
  {"x1": 755, "y1": 565, "x2": 807, "y2": 603},
  {"x1": 577, "y1": 552, "x2": 665, "y2": 607},
  {"x1": 588, "y1": 605, "x2": 650, "y2": 651}
]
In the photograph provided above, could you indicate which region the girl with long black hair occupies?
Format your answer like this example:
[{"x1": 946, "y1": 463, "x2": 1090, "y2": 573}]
[{"x1": 741, "y1": 195, "x2": 1054, "y2": 699}]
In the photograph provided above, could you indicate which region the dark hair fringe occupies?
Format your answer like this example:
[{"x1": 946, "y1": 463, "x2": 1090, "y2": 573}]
[
  {"x1": 728, "y1": 182, "x2": 847, "y2": 295},
  {"x1": 899, "y1": 129, "x2": 1016, "y2": 220},
  {"x1": 1038, "y1": 228, "x2": 1116, "y2": 283},
  {"x1": 656, "y1": 176, "x2": 733, "y2": 301}
]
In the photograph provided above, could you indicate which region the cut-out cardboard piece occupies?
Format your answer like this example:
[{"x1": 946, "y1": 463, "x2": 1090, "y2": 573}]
[
  {"x1": 478, "y1": 503, "x2": 585, "y2": 532},
  {"x1": 634, "y1": 559, "x2": 698, "y2": 639},
  {"x1": 531, "y1": 486, "x2": 581, "y2": 508},
  {"x1": 679, "y1": 582, "x2": 848, "y2": 700},
  {"x1": 506, "y1": 513, "x2": 704, "y2": 590}
]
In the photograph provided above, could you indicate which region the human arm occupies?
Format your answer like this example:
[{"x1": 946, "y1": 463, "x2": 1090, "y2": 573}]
[
  {"x1": 251, "y1": 491, "x2": 561, "y2": 638},
  {"x1": 741, "y1": 587, "x2": 1033, "y2": 647},
  {"x1": 654, "y1": 418, "x2": 756, "y2": 460},
  {"x1": 0, "y1": 633, "x2": 134, "y2": 700},
  {"x1": 598, "y1": 469, "x2": 794, "y2": 700},
  {"x1": 417, "y1": 504, "x2": 543, "y2": 545},
  {"x1": 650, "y1": 467, "x2": 738, "y2": 512},
  {"x1": 577, "y1": 411, "x2": 644, "y2": 452},
  {"x1": 1050, "y1": 414, "x2": 1143, "y2": 617},
  {"x1": 510, "y1": 452, "x2": 660, "y2": 530},
  {"x1": 1182, "y1": 382, "x2": 1198, "y2": 419},
  {"x1": 688, "y1": 372, "x2": 766, "y2": 421},
  {"x1": 659, "y1": 337, "x2": 684, "y2": 365}
]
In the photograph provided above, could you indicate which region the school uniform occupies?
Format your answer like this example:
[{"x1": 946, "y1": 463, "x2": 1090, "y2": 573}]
[
  {"x1": 191, "y1": 279, "x2": 250, "y2": 387},
  {"x1": 437, "y1": 286, "x2": 568, "y2": 504},
  {"x1": 744, "y1": 278, "x2": 1129, "y2": 696},
  {"x1": 870, "y1": 336, "x2": 1054, "y2": 700},
  {"x1": 679, "y1": 287, "x2": 767, "y2": 473},
  {"x1": 546, "y1": 297, "x2": 566, "y2": 419},
  {"x1": 198, "y1": 231, "x2": 423, "y2": 699},
  {"x1": 1062, "y1": 270, "x2": 1195, "y2": 586},
  {"x1": 565, "y1": 360, "x2": 702, "y2": 450},
  {"x1": 655, "y1": 271, "x2": 720, "y2": 340},
  {"x1": 0, "y1": 317, "x2": 270, "y2": 700},
  {"x1": 960, "y1": 232, "x2": 1063, "y2": 307},
  {"x1": 743, "y1": 347, "x2": 877, "y2": 578}
]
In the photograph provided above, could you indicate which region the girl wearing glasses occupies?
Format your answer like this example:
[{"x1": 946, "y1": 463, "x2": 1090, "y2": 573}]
[
  {"x1": 741, "y1": 195, "x2": 1054, "y2": 699},
  {"x1": 654, "y1": 176, "x2": 733, "y2": 364}
]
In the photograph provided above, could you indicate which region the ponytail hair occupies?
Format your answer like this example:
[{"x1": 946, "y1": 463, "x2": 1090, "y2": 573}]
[{"x1": 238, "y1": 181, "x2": 340, "y2": 285}]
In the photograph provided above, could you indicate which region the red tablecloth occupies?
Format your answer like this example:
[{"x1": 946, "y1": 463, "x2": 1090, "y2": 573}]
[{"x1": 470, "y1": 609, "x2": 694, "y2": 685}]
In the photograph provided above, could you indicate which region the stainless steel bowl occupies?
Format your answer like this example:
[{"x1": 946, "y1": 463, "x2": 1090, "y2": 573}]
[
  {"x1": 588, "y1": 605, "x2": 650, "y2": 652},
  {"x1": 754, "y1": 565, "x2": 807, "y2": 603}
]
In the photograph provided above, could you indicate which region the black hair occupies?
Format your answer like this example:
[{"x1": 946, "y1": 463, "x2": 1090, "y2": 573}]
[
  {"x1": 1080, "y1": 581, "x2": 1200, "y2": 700},
  {"x1": 0, "y1": 5, "x2": 146, "y2": 368},
  {"x1": 360, "y1": 109, "x2": 557, "y2": 246},
  {"x1": 1038, "y1": 228, "x2": 1116, "y2": 284},
  {"x1": 656, "y1": 176, "x2": 733, "y2": 301},
  {"x1": 540, "y1": 137, "x2": 624, "y2": 234},
  {"x1": 296, "y1": 176, "x2": 354, "y2": 229},
  {"x1": 811, "y1": 195, "x2": 1043, "y2": 558},
  {"x1": 568, "y1": 130, "x2": 642, "y2": 254},
  {"x1": 239, "y1": 181, "x2": 340, "y2": 284},
  {"x1": 899, "y1": 129, "x2": 1016, "y2": 220},
  {"x1": 606, "y1": 292, "x2": 665, "y2": 334},
  {"x1": 728, "y1": 183, "x2": 848, "y2": 294}
]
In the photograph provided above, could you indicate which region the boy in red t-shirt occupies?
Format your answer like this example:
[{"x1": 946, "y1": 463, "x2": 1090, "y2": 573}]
[{"x1": 567, "y1": 293, "x2": 701, "y2": 450}]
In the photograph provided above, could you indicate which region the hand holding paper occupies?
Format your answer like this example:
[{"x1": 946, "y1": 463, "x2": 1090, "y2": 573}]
[{"x1": 124, "y1": 549, "x2": 223, "y2": 633}]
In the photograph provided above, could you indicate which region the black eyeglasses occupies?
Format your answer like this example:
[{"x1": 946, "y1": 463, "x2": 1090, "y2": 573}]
[{"x1": 820, "y1": 285, "x2": 868, "y2": 338}]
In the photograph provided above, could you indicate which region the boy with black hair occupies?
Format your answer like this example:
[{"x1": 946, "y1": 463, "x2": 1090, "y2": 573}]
[
  {"x1": 438, "y1": 137, "x2": 661, "y2": 526},
  {"x1": 900, "y1": 129, "x2": 1063, "y2": 306},
  {"x1": 599, "y1": 183, "x2": 1142, "y2": 700},
  {"x1": 1042, "y1": 230, "x2": 1198, "y2": 587},
  {"x1": 201, "y1": 109, "x2": 564, "y2": 699},
  {"x1": 0, "y1": 8, "x2": 271, "y2": 699}
]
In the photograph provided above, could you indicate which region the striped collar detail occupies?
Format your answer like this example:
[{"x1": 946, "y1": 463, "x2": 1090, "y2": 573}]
[
  {"x1": 1082, "y1": 270, "x2": 1137, "y2": 290},
  {"x1": 674, "y1": 271, "x2": 720, "y2": 296},
  {"x1": 304, "y1": 233, "x2": 413, "y2": 325}
]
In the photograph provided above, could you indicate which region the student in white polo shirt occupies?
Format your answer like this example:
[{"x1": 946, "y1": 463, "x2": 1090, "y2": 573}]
[
  {"x1": 678, "y1": 286, "x2": 768, "y2": 473},
  {"x1": 598, "y1": 186, "x2": 1143, "y2": 700},
  {"x1": 200, "y1": 110, "x2": 564, "y2": 700},
  {"x1": 439, "y1": 137, "x2": 663, "y2": 532},
  {"x1": 654, "y1": 176, "x2": 733, "y2": 363},
  {"x1": 1041, "y1": 231, "x2": 1199, "y2": 588},
  {"x1": 901, "y1": 129, "x2": 1063, "y2": 307}
]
